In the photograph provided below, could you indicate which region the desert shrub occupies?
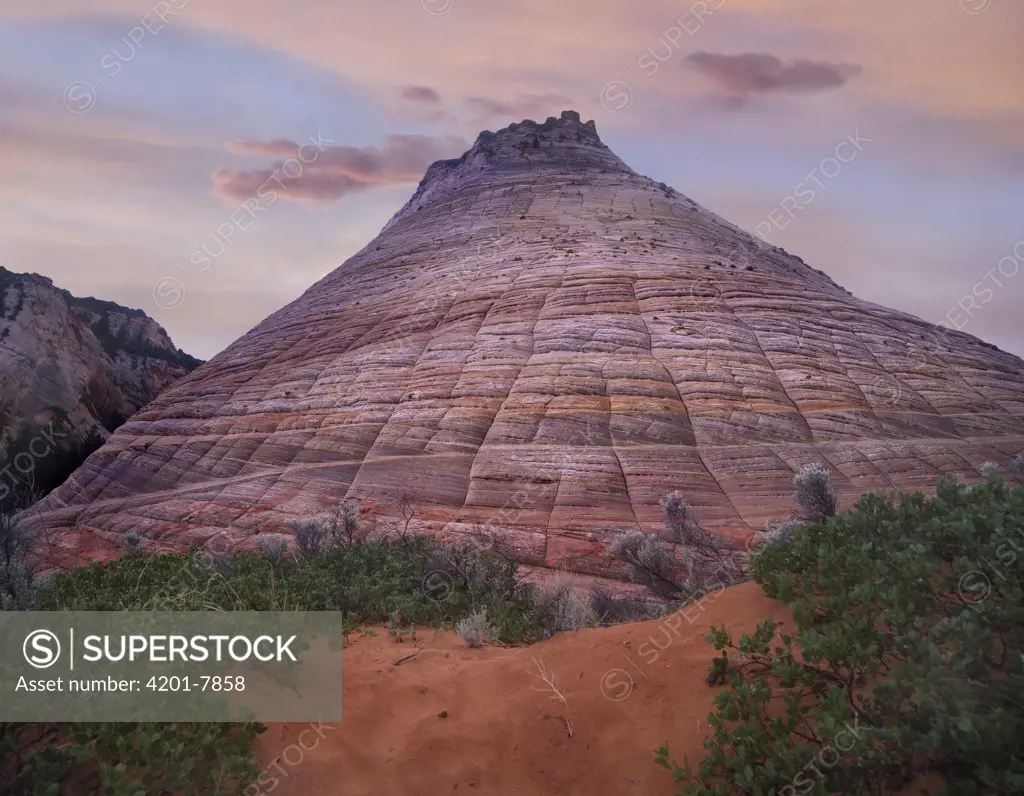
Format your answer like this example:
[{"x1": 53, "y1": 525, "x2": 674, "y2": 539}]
[
  {"x1": 979, "y1": 460, "x2": 1003, "y2": 480},
  {"x1": 292, "y1": 516, "x2": 329, "y2": 558},
  {"x1": 588, "y1": 584, "x2": 660, "y2": 625},
  {"x1": 423, "y1": 541, "x2": 507, "y2": 600},
  {"x1": 290, "y1": 500, "x2": 361, "y2": 556},
  {"x1": 1013, "y1": 452, "x2": 1024, "y2": 476},
  {"x1": 611, "y1": 531, "x2": 682, "y2": 598},
  {"x1": 756, "y1": 518, "x2": 803, "y2": 550},
  {"x1": 0, "y1": 722, "x2": 264, "y2": 796},
  {"x1": 331, "y1": 500, "x2": 361, "y2": 545},
  {"x1": 120, "y1": 530, "x2": 143, "y2": 553},
  {"x1": 532, "y1": 575, "x2": 594, "y2": 632},
  {"x1": 255, "y1": 533, "x2": 288, "y2": 564},
  {"x1": 613, "y1": 493, "x2": 746, "y2": 602},
  {"x1": 456, "y1": 608, "x2": 493, "y2": 648},
  {"x1": 662, "y1": 494, "x2": 746, "y2": 586},
  {"x1": 793, "y1": 462, "x2": 838, "y2": 521},
  {"x1": 41, "y1": 534, "x2": 543, "y2": 641},
  {"x1": 0, "y1": 513, "x2": 260, "y2": 794},
  {"x1": 661, "y1": 491, "x2": 701, "y2": 544},
  {"x1": 656, "y1": 476, "x2": 1024, "y2": 795}
]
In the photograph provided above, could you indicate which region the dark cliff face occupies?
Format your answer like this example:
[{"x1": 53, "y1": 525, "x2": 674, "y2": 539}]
[
  {"x1": 21, "y1": 110, "x2": 1024, "y2": 577},
  {"x1": 0, "y1": 266, "x2": 201, "y2": 508}
]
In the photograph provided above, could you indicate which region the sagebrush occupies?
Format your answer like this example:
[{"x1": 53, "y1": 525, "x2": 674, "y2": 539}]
[
  {"x1": 979, "y1": 460, "x2": 1003, "y2": 480},
  {"x1": 792, "y1": 462, "x2": 838, "y2": 522},
  {"x1": 610, "y1": 492, "x2": 744, "y2": 602},
  {"x1": 532, "y1": 575, "x2": 594, "y2": 632},
  {"x1": 456, "y1": 608, "x2": 493, "y2": 648}
]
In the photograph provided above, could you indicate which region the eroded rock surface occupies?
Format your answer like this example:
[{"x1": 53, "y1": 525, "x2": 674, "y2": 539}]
[
  {"x1": 26, "y1": 111, "x2": 1024, "y2": 575},
  {"x1": 1, "y1": 268, "x2": 200, "y2": 503}
]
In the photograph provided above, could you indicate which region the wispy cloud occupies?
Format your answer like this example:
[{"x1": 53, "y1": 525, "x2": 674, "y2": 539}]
[
  {"x1": 400, "y1": 85, "x2": 443, "y2": 104},
  {"x1": 212, "y1": 133, "x2": 468, "y2": 204},
  {"x1": 686, "y1": 51, "x2": 862, "y2": 104}
]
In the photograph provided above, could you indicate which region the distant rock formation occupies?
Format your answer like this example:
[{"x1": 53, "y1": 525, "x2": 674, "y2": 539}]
[
  {"x1": 0, "y1": 267, "x2": 200, "y2": 506},
  {"x1": 25, "y1": 110, "x2": 1024, "y2": 576}
]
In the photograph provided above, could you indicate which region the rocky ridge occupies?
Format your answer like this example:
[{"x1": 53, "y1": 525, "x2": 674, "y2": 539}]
[
  {"x1": 0, "y1": 267, "x2": 200, "y2": 502},
  {"x1": 25, "y1": 111, "x2": 1024, "y2": 578}
]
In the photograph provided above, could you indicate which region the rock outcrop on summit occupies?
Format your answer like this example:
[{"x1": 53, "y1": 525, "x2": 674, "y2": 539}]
[{"x1": 26, "y1": 111, "x2": 1024, "y2": 576}]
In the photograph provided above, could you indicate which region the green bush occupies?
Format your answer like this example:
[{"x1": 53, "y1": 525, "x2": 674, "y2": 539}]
[
  {"x1": 0, "y1": 721, "x2": 264, "y2": 796},
  {"x1": 2, "y1": 530, "x2": 552, "y2": 793},
  {"x1": 657, "y1": 476, "x2": 1024, "y2": 795},
  {"x1": 41, "y1": 534, "x2": 545, "y2": 640}
]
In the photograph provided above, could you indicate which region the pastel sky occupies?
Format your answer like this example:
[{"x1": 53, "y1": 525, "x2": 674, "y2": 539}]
[{"x1": 1, "y1": 0, "x2": 1021, "y2": 360}]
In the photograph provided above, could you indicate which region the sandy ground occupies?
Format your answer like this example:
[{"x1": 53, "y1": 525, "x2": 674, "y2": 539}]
[{"x1": 252, "y1": 582, "x2": 790, "y2": 796}]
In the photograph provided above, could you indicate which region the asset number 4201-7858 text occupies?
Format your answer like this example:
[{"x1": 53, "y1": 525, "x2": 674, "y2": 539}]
[{"x1": 145, "y1": 675, "x2": 246, "y2": 692}]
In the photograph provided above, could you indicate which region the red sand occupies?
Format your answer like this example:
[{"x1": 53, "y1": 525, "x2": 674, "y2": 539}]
[{"x1": 254, "y1": 581, "x2": 791, "y2": 795}]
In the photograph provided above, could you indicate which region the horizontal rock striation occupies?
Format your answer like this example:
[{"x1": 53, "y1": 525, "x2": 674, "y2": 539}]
[{"x1": 26, "y1": 111, "x2": 1024, "y2": 575}]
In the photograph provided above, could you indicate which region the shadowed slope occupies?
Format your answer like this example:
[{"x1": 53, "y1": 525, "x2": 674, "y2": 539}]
[{"x1": 0, "y1": 267, "x2": 201, "y2": 509}]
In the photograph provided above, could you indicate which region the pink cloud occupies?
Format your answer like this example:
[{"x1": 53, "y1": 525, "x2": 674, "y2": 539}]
[
  {"x1": 213, "y1": 133, "x2": 468, "y2": 204},
  {"x1": 400, "y1": 85, "x2": 443, "y2": 104},
  {"x1": 687, "y1": 52, "x2": 862, "y2": 103}
]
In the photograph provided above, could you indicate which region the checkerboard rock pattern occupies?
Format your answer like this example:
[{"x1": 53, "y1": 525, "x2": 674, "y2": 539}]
[{"x1": 28, "y1": 110, "x2": 1024, "y2": 579}]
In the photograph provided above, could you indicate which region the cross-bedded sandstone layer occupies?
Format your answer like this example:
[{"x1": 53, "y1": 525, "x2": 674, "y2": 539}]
[{"x1": 27, "y1": 111, "x2": 1024, "y2": 578}]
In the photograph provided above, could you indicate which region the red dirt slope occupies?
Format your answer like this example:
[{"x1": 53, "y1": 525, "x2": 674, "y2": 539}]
[{"x1": 254, "y1": 581, "x2": 790, "y2": 795}]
